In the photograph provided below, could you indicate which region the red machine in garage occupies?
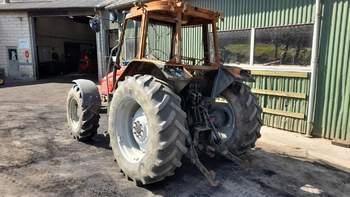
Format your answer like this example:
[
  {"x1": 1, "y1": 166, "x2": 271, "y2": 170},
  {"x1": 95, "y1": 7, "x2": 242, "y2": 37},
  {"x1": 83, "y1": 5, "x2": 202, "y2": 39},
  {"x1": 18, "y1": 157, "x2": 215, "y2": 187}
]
[{"x1": 79, "y1": 50, "x2": 97, "y2": 73}]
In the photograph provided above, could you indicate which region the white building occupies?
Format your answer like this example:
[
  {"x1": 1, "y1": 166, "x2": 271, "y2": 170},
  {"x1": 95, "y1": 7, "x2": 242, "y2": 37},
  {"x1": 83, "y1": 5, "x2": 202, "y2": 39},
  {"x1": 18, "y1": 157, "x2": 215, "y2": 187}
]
[{"x1": 0, "y1": 0, "x2": 114, "y2": 81}]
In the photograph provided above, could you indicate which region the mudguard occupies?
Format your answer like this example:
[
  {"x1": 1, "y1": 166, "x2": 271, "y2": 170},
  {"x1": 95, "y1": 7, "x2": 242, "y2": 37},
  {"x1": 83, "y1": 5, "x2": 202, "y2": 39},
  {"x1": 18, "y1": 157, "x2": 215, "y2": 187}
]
[
  {"x1": 211, "y1": 67, "x2": 255, "y2": 99},
  {"x1": 117, "y1": 60, "x2": 167, "y2": 82},
  {"x1": 72, "y1": 79, "x2": 101, "y2": 108}
]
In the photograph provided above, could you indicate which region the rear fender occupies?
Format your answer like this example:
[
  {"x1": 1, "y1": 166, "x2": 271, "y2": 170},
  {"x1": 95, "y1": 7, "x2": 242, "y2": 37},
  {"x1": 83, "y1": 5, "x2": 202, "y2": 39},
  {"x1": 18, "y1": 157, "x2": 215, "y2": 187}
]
[
  {"x1": 211, "y1": 66, "x2": 254, "y2": 99},
  {"x1": 72, "y1": 79, "x2": 101, "y2": 109},
  {"x1": 101, "y1": 60, "x2": 181, "y2": 96},
  {"x1": 117, "y1": 60, "x2": 167, "y2": 82},
  {"x1": 118, "y1": 60, "x2": 193, "y2": 92}
]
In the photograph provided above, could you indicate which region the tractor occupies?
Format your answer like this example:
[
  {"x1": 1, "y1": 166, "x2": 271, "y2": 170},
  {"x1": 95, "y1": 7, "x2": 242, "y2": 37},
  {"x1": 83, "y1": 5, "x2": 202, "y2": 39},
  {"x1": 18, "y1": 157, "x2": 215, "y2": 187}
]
[{"x1": 66, "y1": 0, "x2": 262, "y2": 186}]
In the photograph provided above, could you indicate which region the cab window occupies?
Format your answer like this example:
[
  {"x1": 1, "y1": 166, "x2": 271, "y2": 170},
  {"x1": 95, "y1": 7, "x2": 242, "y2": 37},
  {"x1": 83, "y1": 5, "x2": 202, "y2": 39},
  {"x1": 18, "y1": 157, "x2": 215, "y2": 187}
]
[{"x1": 120, "y1": 18, "x2": 141, "y2": 65}]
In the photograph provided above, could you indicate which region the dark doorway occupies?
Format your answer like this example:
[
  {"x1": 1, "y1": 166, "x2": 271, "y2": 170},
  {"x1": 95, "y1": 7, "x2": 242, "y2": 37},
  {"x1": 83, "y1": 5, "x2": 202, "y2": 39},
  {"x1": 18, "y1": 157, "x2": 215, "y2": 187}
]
[
  {"x1": 64, "y1": 42, "x2": 81, "y2": 74},
  {"x1": 34, "y1": 16, "x2": 97, "y2": 80}
]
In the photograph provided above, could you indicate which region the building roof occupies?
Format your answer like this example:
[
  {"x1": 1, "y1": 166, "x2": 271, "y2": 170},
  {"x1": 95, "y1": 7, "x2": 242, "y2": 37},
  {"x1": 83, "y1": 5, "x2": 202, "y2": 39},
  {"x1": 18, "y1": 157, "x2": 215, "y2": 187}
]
[
  {"x1": 0, "y1": 0, "x2": 111, "y2": 10},
  {"x1": 104, "y1": 0, "x2": 150, "y2": 9}
]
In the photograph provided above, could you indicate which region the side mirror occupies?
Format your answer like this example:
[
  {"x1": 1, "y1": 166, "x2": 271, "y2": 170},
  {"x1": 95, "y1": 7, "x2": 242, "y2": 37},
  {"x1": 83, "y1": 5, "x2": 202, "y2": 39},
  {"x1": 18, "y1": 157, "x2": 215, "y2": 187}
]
[
  {"x1": 109, "y1": 10, "x2": 119, "y2": 23},
  {"x1": 89, "y1": 17, "x2": 101, "y2": 33},
  {"x1": 109, "y1": 10, "x2": 122, "y2": 29}
]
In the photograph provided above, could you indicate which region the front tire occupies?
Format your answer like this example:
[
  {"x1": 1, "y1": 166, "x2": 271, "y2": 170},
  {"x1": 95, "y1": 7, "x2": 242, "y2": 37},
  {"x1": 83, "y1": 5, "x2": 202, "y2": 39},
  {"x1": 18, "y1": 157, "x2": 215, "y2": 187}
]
[
  {"x1": 66, "y1": 84, "x2": 100, "y2": 141},
  {"x1": 108, "y1": 75, "x2": 189, "y2": 185}
]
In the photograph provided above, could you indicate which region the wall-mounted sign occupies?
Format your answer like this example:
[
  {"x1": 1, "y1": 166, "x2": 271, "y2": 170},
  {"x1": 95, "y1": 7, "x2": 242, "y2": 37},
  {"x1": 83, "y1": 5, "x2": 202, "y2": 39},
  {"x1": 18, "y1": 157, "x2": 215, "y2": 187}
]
[
  {"x1": 19, "y1": 39, "x2": 30, "y2": 49},
  {"x1": 24, "y1": 50, "x2": 30, "y2": 63},
  {"x1": 18, "y1": 39, "x2": 32, "y2": 64},
  {"x1": 25, "y1": 50, "x2": 30, "y2": 58}
]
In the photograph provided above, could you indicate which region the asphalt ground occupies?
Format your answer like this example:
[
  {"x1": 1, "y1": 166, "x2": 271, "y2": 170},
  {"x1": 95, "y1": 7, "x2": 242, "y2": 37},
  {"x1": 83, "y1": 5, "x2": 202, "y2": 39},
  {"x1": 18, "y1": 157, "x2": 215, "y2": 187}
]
[{"x1": 0, "y1": 79, "x2": 349, "y2": 197}]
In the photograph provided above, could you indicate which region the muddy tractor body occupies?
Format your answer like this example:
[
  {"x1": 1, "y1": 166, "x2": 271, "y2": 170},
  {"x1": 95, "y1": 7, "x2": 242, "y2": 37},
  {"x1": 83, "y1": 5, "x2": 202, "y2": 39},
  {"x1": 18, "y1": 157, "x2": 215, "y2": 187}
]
[{"x1": 66, "y1": 0, "x2": 262, "y2": 186}]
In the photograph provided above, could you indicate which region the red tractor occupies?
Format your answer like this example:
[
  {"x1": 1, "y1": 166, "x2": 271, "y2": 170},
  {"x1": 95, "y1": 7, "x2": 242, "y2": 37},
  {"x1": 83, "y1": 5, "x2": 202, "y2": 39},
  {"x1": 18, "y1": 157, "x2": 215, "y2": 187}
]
[{"x1": 66, "y1": 0, "x2": 261, "y2": 186}]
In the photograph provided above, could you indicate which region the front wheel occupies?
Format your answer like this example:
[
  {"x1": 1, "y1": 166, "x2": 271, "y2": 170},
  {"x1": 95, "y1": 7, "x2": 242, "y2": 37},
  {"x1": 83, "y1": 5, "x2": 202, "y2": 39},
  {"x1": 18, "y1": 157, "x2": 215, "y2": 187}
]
[
  {"x1": 66, "y1": 83, "x2": 100, "y2": 141},
  {"x1": 108, "y1": 75, "x2": 189, "y2": 185},
  {"x1": 209, "y1": 84, "x2": 262, "y2": 155}
]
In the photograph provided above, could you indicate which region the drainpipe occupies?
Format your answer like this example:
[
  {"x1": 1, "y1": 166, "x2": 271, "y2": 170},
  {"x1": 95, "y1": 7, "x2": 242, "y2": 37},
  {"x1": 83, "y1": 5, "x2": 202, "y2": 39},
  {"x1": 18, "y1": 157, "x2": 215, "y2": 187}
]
[
  {"x1": 306, "y1": 0, "x2": 322, "y2": 137},
  {"x1": 96, "y1": 10, "x2": 108, "y2": 80}
]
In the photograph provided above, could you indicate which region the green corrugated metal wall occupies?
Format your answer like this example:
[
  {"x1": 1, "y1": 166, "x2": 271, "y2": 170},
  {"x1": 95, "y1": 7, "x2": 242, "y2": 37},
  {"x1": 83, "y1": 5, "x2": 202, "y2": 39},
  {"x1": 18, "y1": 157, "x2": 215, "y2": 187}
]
[
  {"x1": 184, "y1": 0, "x2": 350, "y2": 141},
  {"x1": 314, "y1": 0, "x2": 350, "y2": 141},
  {"x1": 147, "y1": 25, "x2": 172, "y2": 60},
  {"x1": 188, "y1": 0, "x2": 314, "y2": 29},
  {"x1": 249, "y1": 73, "x2": 310, "y2": 134},
  {"x1": 116, "y1": 0, "x2": 350, "y2": 141},
  {"x1": 185, "y1": 0, "x2": 315, "y2": 134},
  {"x1": 182, "y1": 26, "x2": 204, "y2": 63}
]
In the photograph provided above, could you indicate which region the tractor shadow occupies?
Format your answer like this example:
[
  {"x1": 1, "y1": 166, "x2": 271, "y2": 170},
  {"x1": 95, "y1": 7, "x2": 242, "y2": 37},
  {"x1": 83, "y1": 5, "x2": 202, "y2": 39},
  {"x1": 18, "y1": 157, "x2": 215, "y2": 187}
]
[
  {"x1": 81, "y1": 130, "x2": 350, "y2": 196},
  {"x1": 143, "y1": 148, "x2": 350, "y2": 197},
  {"x1": 85, "y1": 133, "x2": 111, "y2": 150}
]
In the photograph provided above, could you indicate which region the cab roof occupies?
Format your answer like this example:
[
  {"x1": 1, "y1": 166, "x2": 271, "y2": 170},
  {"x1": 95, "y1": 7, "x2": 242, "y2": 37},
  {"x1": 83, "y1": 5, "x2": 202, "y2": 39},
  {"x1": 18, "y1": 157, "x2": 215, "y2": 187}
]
[{"x1": 126, "y1": 0, "x2": 221, "y2": 26}]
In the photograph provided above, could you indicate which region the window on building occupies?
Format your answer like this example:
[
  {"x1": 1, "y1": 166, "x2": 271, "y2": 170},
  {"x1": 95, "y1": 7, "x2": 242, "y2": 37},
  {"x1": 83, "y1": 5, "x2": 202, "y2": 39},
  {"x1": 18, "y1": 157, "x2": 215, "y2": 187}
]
[
  {"x1": 218, "y1": 29, "x2": 251, "y2": 65},
  {"x1": 254, "y1": 25, "x2": 313, "y2": 66}
]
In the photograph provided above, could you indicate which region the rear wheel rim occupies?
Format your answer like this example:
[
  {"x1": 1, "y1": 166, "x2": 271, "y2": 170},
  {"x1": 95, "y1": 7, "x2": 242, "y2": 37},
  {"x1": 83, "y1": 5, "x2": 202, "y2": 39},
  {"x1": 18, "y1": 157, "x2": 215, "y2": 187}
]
[
  {"x1": 115, "y1": 99, "x2": 148, "y2": 163},
  {"x1": 131, "y1": 107, "x2": 149, "y2": 151},
  {"x1": 210, "y1": 96, "x2": 236, "y2": 141}
]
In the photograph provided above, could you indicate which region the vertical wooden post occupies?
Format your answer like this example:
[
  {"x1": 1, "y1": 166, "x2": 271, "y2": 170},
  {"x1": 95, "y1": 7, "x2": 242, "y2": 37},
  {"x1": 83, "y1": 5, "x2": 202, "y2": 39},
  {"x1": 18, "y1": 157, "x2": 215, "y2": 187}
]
[
  {"x1": 138, "y1": 10, "x2": 148, "y2": 59},
  {"x1": 250, "y1": 28, "x2": 255, "y2": 66},
  {"x1": 202, "y1": 24, "x2": 210, "y2": 64},
  {"x1": 212, "y1": 21, "x2": 220, "y2": 67},
  {"x1": 174, "y1": 7, "x2": 182, "y2": 63}
]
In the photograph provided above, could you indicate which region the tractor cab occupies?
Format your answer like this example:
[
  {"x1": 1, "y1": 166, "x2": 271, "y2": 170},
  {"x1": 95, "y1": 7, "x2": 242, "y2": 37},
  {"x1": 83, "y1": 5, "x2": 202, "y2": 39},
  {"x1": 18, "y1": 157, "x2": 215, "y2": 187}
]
[
  {"x1": 116, "y1": 0, "x2": 222, "y2": 68},
  {"x1": 100, "y1": 0, "x2": 230, "y2": 96}
]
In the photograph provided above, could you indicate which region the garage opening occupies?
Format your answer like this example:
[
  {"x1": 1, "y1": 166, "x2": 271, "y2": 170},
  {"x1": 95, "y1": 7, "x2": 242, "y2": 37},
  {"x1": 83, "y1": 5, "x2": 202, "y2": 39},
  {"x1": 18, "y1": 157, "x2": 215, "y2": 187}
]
[{"x1": 34, "y1": 16, "x2": 97, "y2": 80}]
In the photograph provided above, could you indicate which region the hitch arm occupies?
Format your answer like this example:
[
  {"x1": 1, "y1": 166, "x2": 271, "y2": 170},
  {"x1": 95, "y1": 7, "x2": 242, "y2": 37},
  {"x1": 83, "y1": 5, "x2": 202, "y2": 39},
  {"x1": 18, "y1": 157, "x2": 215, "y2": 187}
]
[
  {"x1": 186, "y1": 144, "x2": 219, "y2": 187},
  {"x1": 203, "y1": 106, "x2": 242, "y2": 165}
]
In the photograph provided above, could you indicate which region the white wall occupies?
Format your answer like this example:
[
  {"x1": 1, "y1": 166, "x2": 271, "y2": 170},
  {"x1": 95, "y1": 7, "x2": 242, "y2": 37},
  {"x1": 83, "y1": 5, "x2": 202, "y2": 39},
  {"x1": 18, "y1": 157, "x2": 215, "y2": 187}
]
[{"x1": 0, "y1": 11, "x2": 34, "y2": 80}]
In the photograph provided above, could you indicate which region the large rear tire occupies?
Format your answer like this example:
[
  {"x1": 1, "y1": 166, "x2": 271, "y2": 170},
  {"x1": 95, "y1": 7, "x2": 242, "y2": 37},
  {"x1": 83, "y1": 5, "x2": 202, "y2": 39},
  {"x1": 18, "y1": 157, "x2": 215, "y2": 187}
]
[
  {"x1": 210, "y1": 84, "x2": 262, "y2": 155},
  {"x1": 108, "y1": 75, "x2": 189, "y2": 185}
]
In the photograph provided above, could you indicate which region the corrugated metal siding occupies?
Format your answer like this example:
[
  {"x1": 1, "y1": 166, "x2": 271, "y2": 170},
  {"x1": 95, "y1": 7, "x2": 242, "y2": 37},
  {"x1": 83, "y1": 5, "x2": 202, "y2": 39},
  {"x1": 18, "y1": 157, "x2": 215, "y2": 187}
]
[
  {"x1": 250, "y1": 74, "x2": 310, "y2": 134},
  {"x1": 147, "y1": 25, "x2": 172, "y2": 60},
  {"x1": 183, "y1": 0, "x2": 315, "y2": 133},
  {"x1": 183, "y1": 0, "x2": 315, "y2": 65},
  {"x1": 182, "y1": 26, "x2": 204, "y2": 63},
  {"x1": 188, "y1": 0, "x2": 315, "y2": 30},
  {"x1": 314, "y1": 0, "x2": 350, "y2": 141},
  {"x1": 111, "y1": 0, "x2": 350, "y2": 140}
]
